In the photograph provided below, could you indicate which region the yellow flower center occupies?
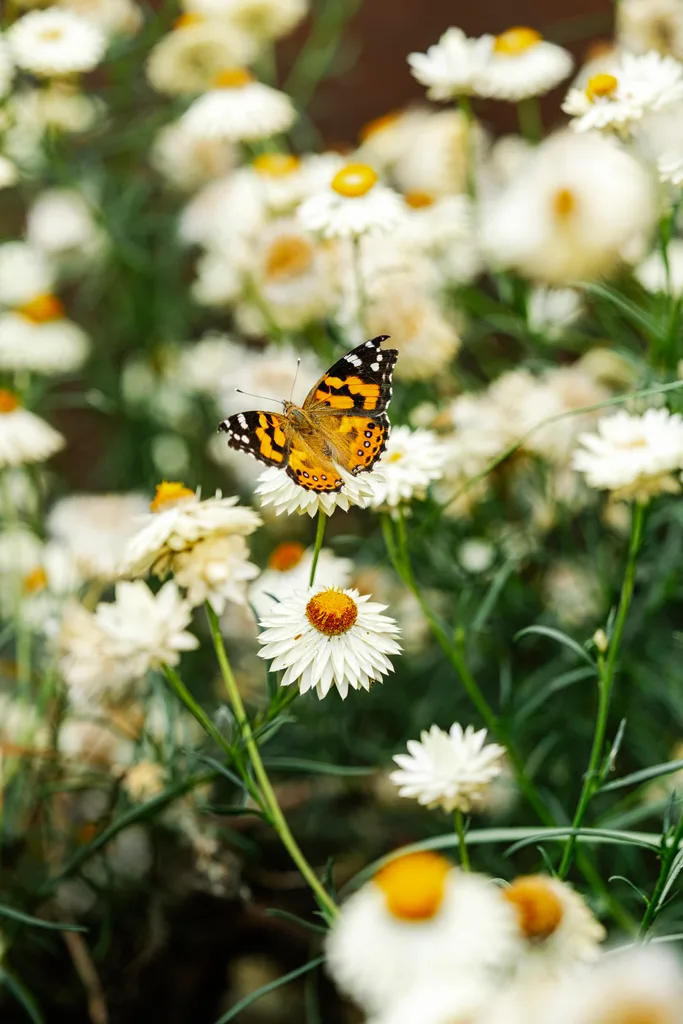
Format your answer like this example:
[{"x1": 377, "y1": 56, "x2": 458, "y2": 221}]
[
  {"x1": 493, "y1": 27, "x2": 542, "y2": 56},
  {"x1": 17, "y1": 294, "x2": 64, "y2": 324},
  {"x1": 0, "y1": 390, "x2": 20, "y2": 414},
  {"x1": 331, "y1": 163, "x2": 378, "y2": 199},
  {"x1": 386, "y1": 451, "x2": 404, "y2": 463},
  {"x1": 552, "y1": 187, "x2": 577, "y2": 221},
  {"x1": 504, "y1": 876, "x2": 564, "y2": 941},
  {"x1": 23, "y1": 567, "x2": 48, "y2": 595},
  {"x1": 174, "y1": 12, "x2": 203, "y2": 28},
  {"x1": 253, "y1": 153, "x2": 301, "y2": 177},
  {"x1": 305, "y1": 588, "x2": 358, "y2": 636},
  {"x1": 603, "y1": 1002, "x2": 677, "y2": 1024},
  {"x1": 404, "y1": 191, "x2": 435, "y2": 209},
  {"x1": 586, "y1": 72, "x2": 619, "y2": 102},
  {"x1": 264, "y1": 235, "x2": 314, "y2": 282},
  {"x1": 268, "y1": 541, "x2": 306, "y2": 572},
  {"x1": 150, "y1": 481, "x2": 195, "y2": 513},
  {"x1": 212, "y1": 68, "x2": 254, "y2": 90},
  {"x1": 359, "y1": 110, "x2": 401, "y2": 142},
  {"x1": 375, "y1": 852, "x2": 451, "y2": 922}
]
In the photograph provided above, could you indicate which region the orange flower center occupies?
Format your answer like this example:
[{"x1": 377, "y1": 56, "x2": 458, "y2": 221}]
[
  {"x1": 305, "y1": 588, "x2": 358, "y2": 636},
  {"x1": 603, "y1": 1001, "x2": 678, "y2": 1024},
  {"x1": 174, "y1": 12, "x2": 203, "y2": 28},
  {"x1": 375, "y1": 852, "x2": 451, "y2": 922},
  {"x1": 253, "y1": 152, "x2": 301, "y2": 177},
  {"x1": 552, "y1": 187, "x2": 577, "y2": 221},
  {"x1": 404, "y1": 191, "x2": 435, "y2": 209},
  {"x1": 493, "y1": 27, "x2": 542, "y2": 56},
  {"x1": 264, "y1": 235, "x2": 314, "y2": 281},
  {"x1": 331, "y1": 163, "x2": 378, "y2": 199},
  {"x1": 23, "y1": 567, "x2": 48, "y2": 595},
  {"x1": 268, "y1": 541, "x2": 306, "y2": 572},
  {"x1": 150, "y1": 481, "x2": 195, "y2": 513},
  {"x1": 359, "y1": 110, "x2": 401, "y2": 142},
  {"x1": 17, "y1": 294, "x2": 64, "y2": 324},
  {"x1": 0, "y1": 390, "x2": 20, "y2": 414},
  {"x1": 504, "y1": 876, "x2": 564, "y2": 941},
  {"x1": 212, "y1": 68, "x2": 254, "y2": 90},
  {"x1": 586, "y1": 72, "x2": 619, "y2": 102}
]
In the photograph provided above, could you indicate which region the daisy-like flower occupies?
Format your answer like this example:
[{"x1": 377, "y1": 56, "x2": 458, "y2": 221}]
[
  {"x1": 0, "y1": 38, "x2": 15, "y2": 100},
  {"x1": 408, "y1": 27, "x2": 491, "y2": 99},
  {"x1": 26, "y1": 189, "x2": 105, "y2": 262},
  {"x1": 146, "y1": 16, "x2": 257, "y2": 97},
  {"x1": 367, "y1": 978, "x2": 490, "y2": 1024},
  {"x1": 298, "y1": 163, "x2": 406, "y2": 240},
  {"x1": 563, "y1": 51, "x2": 683, "y2": 134},
  {"x1": 0, "y1": 390, "x2": 64, "y2": 467},
  {"x1": 527, "y1": 286, "x2": 582, "y2": 339},
  {"x1": 58, "y1": 0, "x2": 144, "y2": 38},
  {"x1": 573, "y1": 407, "x2": 683, "y2": 502},
  {"x1": 636, "y1": 238, "x2": 683, "y2": 295},
  {"x1": 389, "y1": 723, "x2": 506, "y2": 813},
  {"x1": 58, "y1": 601, "x2": 140, "y2": 709},
  {"x1": 480, "y1": 131, "x2": 657, "y2": 284},
  {"x1": 7, "y1": 8, "x2": 108, "y2": 76},
  {"x1": 475, "y1": 26, "x2": 574, "y2": 101},
  {"x1": 181, "y1": 69, "x2": 295, "y2": 142},
  {"x1": 503, "y1": 875, "x2": 605, "y2": 982},
  {"x1": 0, "y1": 242, "x2": 54, "y2": 307},
  {"x1": 255, "y1": 465, "x2": 376, "y2": 518},
  {"x1": 184, "y1": 0, "x2": 308, "y2": 40},
  {"x1": 657, "y1": 149, "x2": 683, "y2": 186},
  {"x1": 48, "y1": 493, "x2": 148, "y2": 581},
  {"x1": 0, "y1": 298, "x2": 90, "y2": 375},
  {"x1": 248, "y1": 541, "x2": 352, "y2": 617},
  {"x1": 0, "y1": 157, "x2": 18, "y2": 191},
  {"x1": 325, "y1": 851, "x2": 518, "y2": 1014},
  {"x1": 151, "y1": 120, "x2": 236, "y2": 191},
  {"x1": 618, "y1": 0, "x2": 683, "y2": 59},
  {"x1": 257, "y1": 586, "x2": 401, "y2": 699},
  {"x1": 366, "y1": 426, "x2": 446, "y2": 509},
  {"x1": 123, "y1": 482, "x2": 261, "y2": 594}
]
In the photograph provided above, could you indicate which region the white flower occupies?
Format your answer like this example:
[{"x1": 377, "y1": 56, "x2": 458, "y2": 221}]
[
  {"x1": 0, "y1": 694, "x2": 48, "y2": 751},
  {"x1": 48, "y1": 493, "x2": 148, "y2": 581},
  {"x1": 249, "y1": 541, "x2": 352, "y2": 617},
  {"x1": 257, "y1": 586, "x2": 401, "y2": 699},
  {"x1": 151, "y1": 120, "x2": 236, "y2": 191},
  {"x1": 57, "y1": 713, "x2": 135, "y2": 768},
  {"x1": 0, "y1": 39, "x2": 15, "y2": 100},
  {"x1": 573, "y1": 407, "x2": 683, "y2": 501},
  {"x1": 475, "y1": 27, "x2": 573, "y2": 101},
  {"x1": 184, "y1": 0, "x2": 308, "y2": 40},
  {"x1": 636, "y1": 238, "x2": 683, "y2": 294},
  {"x1": 408, "y1": 27, "x2": 491, "y2": 99},
  {"x1": 7, "y1": 8, "x2": 108, "y2": 76},
  {"x1": 0, "y1": 310, "x2": 90, "y2": 375},
  {"x1": 481, "y1": 131, "x2": 657, "y2": 284},
  {"x1": 527, "y1": 286, "x2": 583, "y2": 339},
  {"x1": 563, "y1": 51, "x2": 683, "y2": 134},
  {"x1": 181, "y1": 72, "x2": 295, "y2": 142},
  {"x1": 390, "y1": 723, "x2": 506, "y2": 813},
  {"x1": 325, "y1": 852, "x2": 518, "y2": 1014},
  {"x1": 397, "y1": 195, "x2": 482, "y2": 284},
  {"x1": 368, "y1": 979, "x2": 490, "y2": 1024},
  {"x1": 657, "y1": 149, "x2": 683, "y2": 185},
  {"x1": 124, "y1": 483, "x2": 261, "y2": 581},
  {"x1": 0, "y1": 391, "x2": 64, "y2": 467},
  {"x1": 58, "y1": 601, "x2": 139, "y2": 708},
  {"x1": 57, "y1": 0, "x2": 143, "y2": 37},
  {"x1": 367, "y1": 426, "x2": 446, "y2": 508},
  {"x1": 618, "y1": 0, "x2": 683, "y2": 59},
  {"x1": 0, "y1": 242, "x2": 54, "y2": 307},
  {"x1": 0, "y1": 157, "x2": 18, "y2": 190},
  {"x1": 146, "y1": 18, "x2": 257, "y2": 96},
  {"x1": 299, "y1": 163, "x2": 406, "y2": 239},
  {"x1": 255, "y1": 465, "x2": 375, "y2": 517},
  {"x1": 171, "y1": 534, "x2": 259, "y2": 613},
  {"x1": 26, "y1": 189, "x2": 104, "y2": 260},
  {"x1": 503, "y1": 875, "x2": 605, "y2": 982}
]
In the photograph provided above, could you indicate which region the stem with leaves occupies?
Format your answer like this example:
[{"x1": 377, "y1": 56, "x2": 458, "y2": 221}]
[{"x1": 639, "y1": 808, "x2": 683, "y2": 938}]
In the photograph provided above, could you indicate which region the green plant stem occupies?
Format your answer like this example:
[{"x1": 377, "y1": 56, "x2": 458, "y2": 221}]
[
  {"x1": 558, "y1": 501, "x2": 646, "y2": 879},
  {"x1": 309, "y1": 512, "x2": 327, "y2": 587},
  {"x1": 639, "y1": 811, "x2": 683, "y2": 938},
  {"x1": 457, "y1": 96, "x2": 477, "y2": 199},
  {"x1": 162, "y1": 665, "x2": 234, "y2": 759},
  {"x1": 454, "y1": 810, "x2": 470, "y2": 871},
  {"x1": 206, "y1": 604, "x2": 338, "y2": 923},
  {"x1": 516, "y1": 97, "x2": 542, "y2": 143}
]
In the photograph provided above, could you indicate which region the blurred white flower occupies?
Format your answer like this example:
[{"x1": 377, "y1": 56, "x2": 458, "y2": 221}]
[
  {"x1": 367, "y1": 426, "x2": 446, "y2": 508},
  {"x1": 657, "y1": 149, "x2": 683, "y2": 185},
  {"x1": 475, "y1": 27, "x2": 573, "y2": 101},
  {"x1": 390, "y1": 723, "x2": 506, "y2": 813},
  {"x1": 57, "y1": 714, "x2": 135, "y2": 769},
  {"x1": 563, "y1": 51, "x2": 683, "y2": 134},
  {"x1": 26, "y1": 188, "x2": 104, "y2": 261},
  {"x1": 59, "y1": 602, "x2": 140, "y2": 708},
  {"x1": 398, "y1": 195, "x2": 482, "y2": 285},
  {"x1": 543, "y1": 560, "x2": 604, "y2": 628},
  {"x1": 326, "y1": 851, "x2": 518, "y2": 1014},
  {"x1": 249, "y1": 541, "x2": 352, "y2": 617},
  {"x1": 171, "y1": 534, "x2": 260, "y2": 613},
  {"x1": 0, "y1": 157, "x2": 18, "y2": 190},
  {"x1": 122, "y1": 761, "x2": 167, "y2": 803},
  {"x1": 481, "y1": 131, "x2": 657, "y2": 284},
  {"x1": 458, "y1": 538, "x2": 496, "y2": 574},
  {"x1": 184, "y1": 0, "x2": 308, "y2": 40},
  {"x1": 257, "y1": 586, "x2": 401, "y2": 699},
  {"x1": 256, "y1": 465, "x2": 375, "y2": 517},
  {"x1": 0, "y1": 307, "x2": 90, "y2": 375},
  {"x1": 408, "y1": 27, "x2": 491, "y2": 99},
  {"x1": 299, "y1": 163, "x2": 406, "y2": 239},
  {"x1": 58, "y1": 0, "x2": 143, "y2": 37},
  {"x1": 0, "y1": 242, "x2": 54, "y2": 307},
  {"x1": 7, "y1": 8, "x2": 108, "y2": 76},
  {"x1": 527, "y1": 287, "x2": 582, "y2": 339},
  {"x1": 0, "y1": 390, "x2": 64, "y2": 467},
  {"x1": 0, "y1": 694, "x2": 49, "y2": 752},
  {"x1": 146, "y1": 16, "x2": 257, "y2": 96},
  {"x1": 151, "y1": 120, "x2": 236, "y2": 191},
  {"x1": 618, "y1": 0, "x2": 683, "y2": 58},
  {"x1": 48, "y1": 492, "x2": 148, "y2": 581},
  {"x1": 573, "y1": 407, "x2": 683, "y2": 501},
  {"x1": 181, "y1": 70, "x2": 295, "y2": 142},
  {"x1": 0, "y1": 39, "x2": 14, "y2": 100},
  {"x1": 368, "y1": 979, "x2": 490, "y2": 1024},
  {"x1": 636, "y1": 239, "x2": 683, "y2": 294}
]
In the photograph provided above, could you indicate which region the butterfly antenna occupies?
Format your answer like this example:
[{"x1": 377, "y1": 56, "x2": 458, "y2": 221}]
[
  {"x1": 234, "y1": 388, "x2": 284, "y2": 407},
  {"x1": 289, "y1": 358, "x2": 301, "y2": 403}
]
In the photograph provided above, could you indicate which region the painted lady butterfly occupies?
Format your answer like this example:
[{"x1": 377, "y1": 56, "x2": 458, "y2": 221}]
[{"x1": 218, "y1": 335, "x2": 398, "y2": 493}]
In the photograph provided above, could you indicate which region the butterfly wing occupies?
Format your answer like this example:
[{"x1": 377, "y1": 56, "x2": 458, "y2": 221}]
[{"x1": 219, "y1": 410, "x2": 290, "y2": 468}]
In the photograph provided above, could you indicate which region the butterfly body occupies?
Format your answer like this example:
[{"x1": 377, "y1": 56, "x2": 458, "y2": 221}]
[{"x1": 219, "y1": 335, "x2": 398, "y2": 493}]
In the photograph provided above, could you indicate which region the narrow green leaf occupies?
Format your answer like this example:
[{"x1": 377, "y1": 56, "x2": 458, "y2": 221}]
[
  {"x1": 514, "y1": 625, "x2": 597, "y2": 668},
  {"x1": 264, "y1": 909, "x2": 327, "y2": 934},
  {"x1": 213, "y1": 955, "x2": 325, "y2": 1023},
  {"x1": 0, "y1": 968, "x2": 44, "y2": 1024},
  {"x1": 0, "y1": 905, "x2": 87, "y2": 933},
  {"x1": 600, "y1": 758, "x2": 683, "y2": 794},
  {"x1": 516, "y1": 665, "x2": 596, "y2": 723},
  {"x1": 262, "y1": 757, "x2": 375, "y2": 777},
  {"x1": 583, "y1": 282, "x2": 656, "y2": 335}
]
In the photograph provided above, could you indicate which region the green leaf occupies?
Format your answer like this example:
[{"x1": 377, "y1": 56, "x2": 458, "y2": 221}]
[
  {"x1": 514, "y1": 625, "x2": 597, "y2": 668},
  {"x1": 0, "y1": 905, "x2": 87, "y2": 933},
  {"x1": 0, "y1": 968, "x2": 44, "y2": 1024},
  {"x1": 600, "y1": 758, "x2": 683, "y2": 794},
  {"x1": 213, "y1": 955, "x2": 325, "y2": 1023},
  {"x1": 516, "y1": 665, "x2": 596, "y2": 723},
  {"x1": 583, "y1": 282, "x2": 657, "y2": 336},
  {"x1": 261, "y1": 757, "x2": 375, "y2": 777},
  {"x1": 264, "y1": 909, "x2": 327, "y2": 934}
]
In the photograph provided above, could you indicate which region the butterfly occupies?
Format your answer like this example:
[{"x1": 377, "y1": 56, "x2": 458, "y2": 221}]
[{"x1": 218, "y1": 335, "x2": 398, "y2": 493}]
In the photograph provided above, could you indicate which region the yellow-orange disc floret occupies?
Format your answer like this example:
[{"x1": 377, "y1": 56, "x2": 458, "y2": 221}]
[
  {"x1": 375, "y1": 852, "x2": 452, "y2": 922},
  {"x1": 305, "y1": 588, "x2": 358, "y2": 636}
]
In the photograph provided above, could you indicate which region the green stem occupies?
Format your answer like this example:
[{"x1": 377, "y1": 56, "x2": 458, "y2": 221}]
[
  {"x1": 516, "y1": 97, "x2": 542, "y2": 143},
  {"x1": 162, "y1": 665, "x2": 234, "y2": 759},
  {"x1": 206, "y1": 604, "x2": 338, "y2": 922},
  {"x1": 454, "y1": 810, "x2": 470, "y2": 871},
  {"x1": 457, "y1": 96, "x2": 477, "y2": 199},
  {"x1": 309, "y1": 512, "x2": 327, "y2": 588},
  {"x1": 639, "y1": 811, "x2": 683, "y2": 938},
  {"x1": 558, "y1": 501, "x2": 646, "y2": 879}
]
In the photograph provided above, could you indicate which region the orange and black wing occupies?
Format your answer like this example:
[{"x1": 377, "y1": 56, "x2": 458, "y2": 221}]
[
  {"x1": 219, "y1": 410, "x2": 289, "y2": 468},
  {"x1": 305, "y1": 335, "x2": 398, "y2": 417}
]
